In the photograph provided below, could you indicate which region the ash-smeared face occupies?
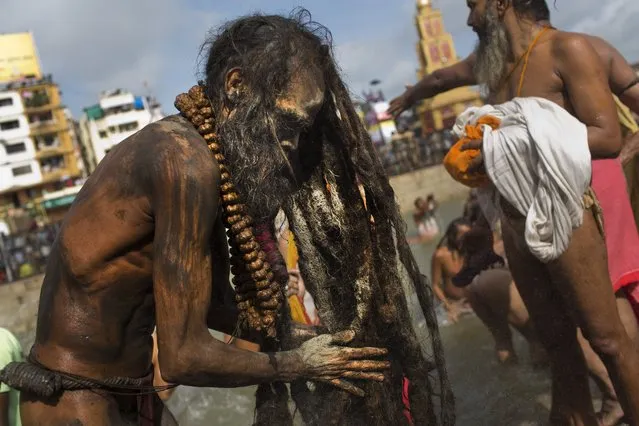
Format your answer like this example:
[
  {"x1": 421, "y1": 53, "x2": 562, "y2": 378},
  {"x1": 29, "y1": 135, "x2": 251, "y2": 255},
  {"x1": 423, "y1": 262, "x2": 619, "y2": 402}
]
[{"x1": 218, "y1": 67, "x2": 326, "y2": 223}]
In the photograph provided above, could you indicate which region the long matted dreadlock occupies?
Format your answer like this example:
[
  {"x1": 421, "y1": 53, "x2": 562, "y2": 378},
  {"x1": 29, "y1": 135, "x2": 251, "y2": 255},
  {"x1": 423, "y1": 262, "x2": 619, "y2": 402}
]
[{"x1": 175, "y1": 9, "x2": 454, "y2": 426}]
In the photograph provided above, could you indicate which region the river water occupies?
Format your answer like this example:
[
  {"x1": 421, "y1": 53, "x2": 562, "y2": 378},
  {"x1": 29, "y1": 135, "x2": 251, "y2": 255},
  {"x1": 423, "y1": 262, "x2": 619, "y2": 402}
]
[{"x1": 165, "y1": 198, "x2": 578, "y2": 425}]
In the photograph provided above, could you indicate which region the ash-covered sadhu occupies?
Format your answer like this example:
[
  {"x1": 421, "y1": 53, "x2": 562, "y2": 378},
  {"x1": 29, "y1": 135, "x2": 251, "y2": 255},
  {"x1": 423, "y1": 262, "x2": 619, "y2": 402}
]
[{"x1": 0, "y1": 9, "x2": 452, "y2": 426}]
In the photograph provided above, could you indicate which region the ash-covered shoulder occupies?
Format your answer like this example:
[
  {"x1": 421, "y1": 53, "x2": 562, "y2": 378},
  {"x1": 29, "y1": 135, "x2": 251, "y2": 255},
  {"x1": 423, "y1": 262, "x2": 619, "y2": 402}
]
[
  {"x1": 135, "y1": 114, "x2": 220, "y2": 189},
  {"x1": 144, "y1": 114, "x2": 209, "y2": 152}
]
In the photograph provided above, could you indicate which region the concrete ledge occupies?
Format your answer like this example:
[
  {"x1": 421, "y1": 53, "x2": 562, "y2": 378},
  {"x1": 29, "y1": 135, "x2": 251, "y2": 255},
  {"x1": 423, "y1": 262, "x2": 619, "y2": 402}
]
[
  {"x1": 0, "y1": 275, "x2": 43, "y2": 351},
  {"x1": 389, "y1": 165, "x2": 469, "y2": 213}
]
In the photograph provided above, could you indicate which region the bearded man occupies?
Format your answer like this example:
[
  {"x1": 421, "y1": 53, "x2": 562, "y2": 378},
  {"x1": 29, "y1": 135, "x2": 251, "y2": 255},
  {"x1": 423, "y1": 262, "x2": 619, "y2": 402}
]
[
  {"x1": 390, "y1": 7, "x2": 639, "y2": 424},
  {"x1": 395, "y1": 0, "x2": 639, "y2": 425},
  {"x1": 388, "y1": 8, "x2": 639, "y2": 235},
  {"x1": 0, "y1": 11, "x2": 452, "y2": 426}
]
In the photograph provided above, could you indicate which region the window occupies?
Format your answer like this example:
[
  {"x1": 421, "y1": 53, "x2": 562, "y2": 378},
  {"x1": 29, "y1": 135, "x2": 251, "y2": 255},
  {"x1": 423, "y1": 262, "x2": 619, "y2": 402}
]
[
  {"x1": 35, "y1": 134, "x2": 59, "y2": 150},
  {"x1": 12, "y1": 165, "x2": 33, "y2": 176},
  {"x1": 0, "y1": 97, "x2": 13, "y2": 107},
  {"x1": 0, "y1": 120, "x2": 20, "y2": 131},
  {"x1": 29, "y1": 111, "x2": 54, "y2": 124},
  {"x1": 40, "y1": 155, "x2": 65, "y2": 173},
  {"x1": 42, "y1": 134, "x2": 58, "y2": 147},
  {"x1": 99, "y1": 130, "x2": 108, "y2": 138},
  {"x1": 103, "y1": 104, "x2": 134, "y2": 116},
  {"x1": 108, "y1": 126, "x2": 116, "y2": 133},
  {"x1": 6, "y1": 142, "x2": 26, "y2": 154},
  {"x1": 118, "y1": 121, "x2": 139, "y2": 132}
]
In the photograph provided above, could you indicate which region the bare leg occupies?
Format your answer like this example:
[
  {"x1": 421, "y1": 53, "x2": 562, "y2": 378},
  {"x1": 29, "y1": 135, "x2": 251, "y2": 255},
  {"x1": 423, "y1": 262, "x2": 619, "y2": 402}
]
[
  {"x1": 465, "y1": 270, "x2": 517, "y2": 363},
  {"x1": 616, "y1": 291, "x2": 639, "y2": 349},
  {"x1": 466, "y1": 286, "x2": 517, "y2": 363},
  {"x1": 505, "y1": 281, "x2": 548, "y2": 367},
  {"x1": 545, "y1": 209, "x2": 639, "y2": 426},
  {"x1": 580, "y1": 292, "x2": 639, "y2": 426},
  {"x1": 578, "y1": 328, "x2": 623, "y2": 426},
  {"x1": 501, "y1": 211, "x2": 597, "y2": 425}
]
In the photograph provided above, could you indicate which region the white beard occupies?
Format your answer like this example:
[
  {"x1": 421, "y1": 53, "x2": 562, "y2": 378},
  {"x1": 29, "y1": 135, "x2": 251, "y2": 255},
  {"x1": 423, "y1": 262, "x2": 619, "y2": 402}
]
[{"x1": 473, "y1": 8, "x2": 511, "y2": 96}]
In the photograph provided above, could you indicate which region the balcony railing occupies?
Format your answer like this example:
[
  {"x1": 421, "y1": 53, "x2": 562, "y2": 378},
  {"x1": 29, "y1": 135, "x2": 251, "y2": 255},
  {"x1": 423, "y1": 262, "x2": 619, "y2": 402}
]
[
  {"x1": 40, "y1": 169, "x2": 69, "y2": 183},
  {"x1": 23, "y1": 94, "x2": 51, "y2": 109},
  {"x1": 29, "y1": 120, "x2": 67, "y2": 135},
  {"x1": 35, "y1": 146, "x2": 65, "y2": 160}
]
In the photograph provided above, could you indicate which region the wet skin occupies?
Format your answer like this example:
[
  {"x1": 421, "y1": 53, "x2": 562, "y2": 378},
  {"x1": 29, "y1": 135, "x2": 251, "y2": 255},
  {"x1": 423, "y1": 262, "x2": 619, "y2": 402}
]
[
  {"x1": 21, "y1": 70, "x2": 390, "y2": 425},
  {"x1": 22, "y1": 116, "x2": 239, "y2": 425},
  {"x1": 464, "y1": 1, "x2": 639, "y2": 425},
  {"x1": 388, "y1": 11, "x2": 639, "y2": 425}
]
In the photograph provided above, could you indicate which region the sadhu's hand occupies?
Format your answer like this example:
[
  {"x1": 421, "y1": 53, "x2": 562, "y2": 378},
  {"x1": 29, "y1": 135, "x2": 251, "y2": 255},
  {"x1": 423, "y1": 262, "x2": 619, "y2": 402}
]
[
  {"x1": 388, "y1": 85, "x2": 415, "y2": 118},
  {"x1": 460, "y1": 139, "x2": 485, "y2": 174},
  {"x1": 620, "y1": 131, "x2": 639, "y2": 166},
  {"x1": 293, "y1": 330, "x2": 389, "y2": 397}
]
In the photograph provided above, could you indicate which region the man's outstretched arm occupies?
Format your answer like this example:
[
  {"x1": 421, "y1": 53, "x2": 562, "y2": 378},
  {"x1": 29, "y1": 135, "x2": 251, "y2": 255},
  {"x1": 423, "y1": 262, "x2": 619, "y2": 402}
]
[
  {"x1": 388, "y1": 53, "x2": 477, "y2": 117},
  {"x1": 151, "y1": 137, "x2": 388, "y2": 392}
]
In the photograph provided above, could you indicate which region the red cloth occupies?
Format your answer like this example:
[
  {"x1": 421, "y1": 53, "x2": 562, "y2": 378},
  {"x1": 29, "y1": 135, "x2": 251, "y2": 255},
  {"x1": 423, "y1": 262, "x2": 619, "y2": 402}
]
[
  {"x1": 591, "y1": 160, "x2": 639, "y2": 309},
  {"x1": 402, "y1": 376, "x2": 414, "y2": 425}
]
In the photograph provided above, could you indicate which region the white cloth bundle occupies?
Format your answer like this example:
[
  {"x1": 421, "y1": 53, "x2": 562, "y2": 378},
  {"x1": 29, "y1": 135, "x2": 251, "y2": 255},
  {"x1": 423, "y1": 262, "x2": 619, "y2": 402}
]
[{"x1": 452, "y1": 97, "x2": 591, "y2": 262}]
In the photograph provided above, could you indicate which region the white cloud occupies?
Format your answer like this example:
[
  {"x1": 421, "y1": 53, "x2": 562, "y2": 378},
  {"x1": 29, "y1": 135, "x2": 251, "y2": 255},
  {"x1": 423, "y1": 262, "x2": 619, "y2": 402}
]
[
  {"x1": 0, "y1": 0, "x2": 222, "y2": 114},
  {"x1": 565, "y1": 0, "x2": 639, "y2": 62},
  {"x1": 1, "y1": 0, "x2": 637, "y2": 115},
  {"x1": 335, "y1": 37, "x2": 418, "y2": 103},
  {"x1": 356, "y1": 0, "x2": 639, "y2": 100}
]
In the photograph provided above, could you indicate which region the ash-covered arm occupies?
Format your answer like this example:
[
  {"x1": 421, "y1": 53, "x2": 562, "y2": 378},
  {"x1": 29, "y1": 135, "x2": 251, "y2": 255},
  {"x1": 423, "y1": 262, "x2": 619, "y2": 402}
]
[{"x1": 151, "y1": 148, "x2": 300, "y2": 387}]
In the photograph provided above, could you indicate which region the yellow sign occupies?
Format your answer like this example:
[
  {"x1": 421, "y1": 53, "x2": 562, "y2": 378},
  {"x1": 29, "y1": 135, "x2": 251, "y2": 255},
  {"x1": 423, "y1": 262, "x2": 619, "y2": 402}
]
[{"x1": 0, "y1": 32, "x2": 42, "y2": 84}]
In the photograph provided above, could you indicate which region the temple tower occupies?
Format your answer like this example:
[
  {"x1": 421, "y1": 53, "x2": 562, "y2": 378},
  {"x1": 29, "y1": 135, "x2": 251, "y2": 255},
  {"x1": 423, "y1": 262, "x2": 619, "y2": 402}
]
[{"x1": 414, "y1": 0, "x2": 482, "y2": 132}]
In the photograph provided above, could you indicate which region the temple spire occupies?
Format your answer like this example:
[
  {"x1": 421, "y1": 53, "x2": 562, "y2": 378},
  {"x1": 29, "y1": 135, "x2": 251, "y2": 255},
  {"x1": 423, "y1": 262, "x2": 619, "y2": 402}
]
[
  {"x1": 418, "y1": 0, "x2": 432, "y2": 10},
  {"x1": 413, "y1": 0, "x2": 483, "y2": 131}
]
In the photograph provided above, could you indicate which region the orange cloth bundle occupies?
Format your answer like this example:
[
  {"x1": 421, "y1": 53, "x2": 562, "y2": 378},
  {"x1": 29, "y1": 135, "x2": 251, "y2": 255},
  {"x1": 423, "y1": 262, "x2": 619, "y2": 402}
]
[{"x1": 443, "y1": 115, "x2": 502, "y2": 188}]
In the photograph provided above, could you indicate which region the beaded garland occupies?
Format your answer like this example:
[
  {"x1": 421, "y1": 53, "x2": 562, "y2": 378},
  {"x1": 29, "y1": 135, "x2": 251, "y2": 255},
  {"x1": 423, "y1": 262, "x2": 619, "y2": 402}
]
[{"x1": 174, "y1": 84, "x2": 283, "y2": 338}]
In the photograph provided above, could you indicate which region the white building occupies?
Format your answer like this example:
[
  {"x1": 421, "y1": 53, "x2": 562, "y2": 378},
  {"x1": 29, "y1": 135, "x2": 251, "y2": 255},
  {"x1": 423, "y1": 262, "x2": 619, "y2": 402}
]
[
  {"x1": 0, "y1": 76, "x2": 82, "y2": 209},
  {"x1": 80, "y1": 89, "x2": 164, "y2": 169},
  {"x1": 0, "y1": 90, "x2": 42, "y2": 193}
]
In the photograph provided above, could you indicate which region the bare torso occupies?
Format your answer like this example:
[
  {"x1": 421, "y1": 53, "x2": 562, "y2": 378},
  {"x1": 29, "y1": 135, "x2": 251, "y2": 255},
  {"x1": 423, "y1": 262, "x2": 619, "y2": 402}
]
[
  {"x1": 31, "y1": 115, "x2": 231, "y2": 381},
  {"x1": 433, "y1": 247, "x2": 465, "y2": 300},
  {"x1": 491, "y1": 28, "x2": 621, "y2": 212},
  {"x1": 491, "y1": 31, "x2": 565, "y2": 106}
]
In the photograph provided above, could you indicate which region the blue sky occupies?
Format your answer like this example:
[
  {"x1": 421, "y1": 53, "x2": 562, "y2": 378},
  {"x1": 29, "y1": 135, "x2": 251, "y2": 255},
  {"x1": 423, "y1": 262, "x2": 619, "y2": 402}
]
[{"x1": 2, "y1": 0, "x2": 638, "y2": 118}]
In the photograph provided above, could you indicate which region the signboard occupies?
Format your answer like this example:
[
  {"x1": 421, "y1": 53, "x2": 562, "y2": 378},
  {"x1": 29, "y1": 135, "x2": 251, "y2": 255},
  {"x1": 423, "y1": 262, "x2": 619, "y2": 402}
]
[
  {"x1": 42, "y1": 194, "x2": 76, "y2": 210},
  {"x1": 0, "y1": 32, "x2": 42, "y2": 84}
]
